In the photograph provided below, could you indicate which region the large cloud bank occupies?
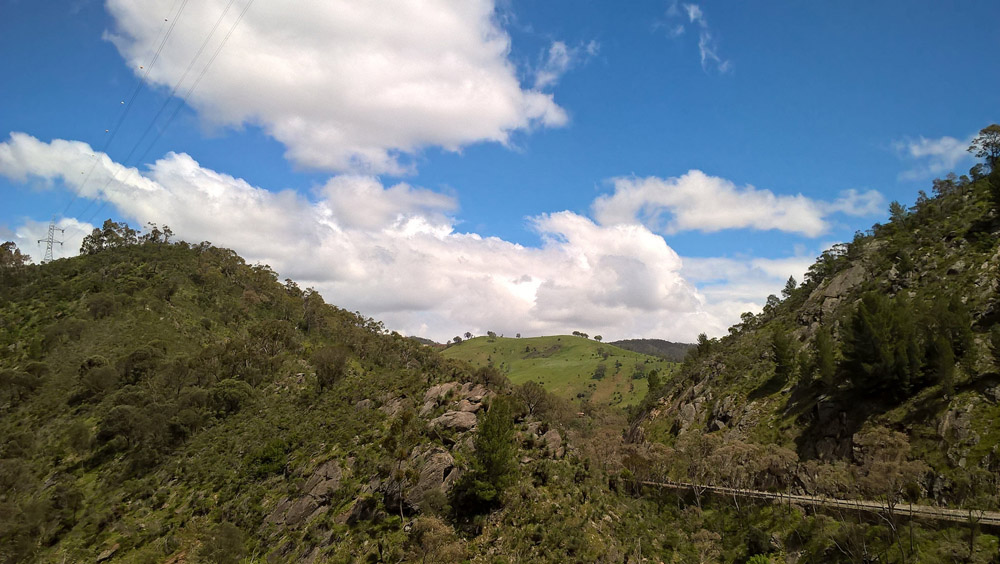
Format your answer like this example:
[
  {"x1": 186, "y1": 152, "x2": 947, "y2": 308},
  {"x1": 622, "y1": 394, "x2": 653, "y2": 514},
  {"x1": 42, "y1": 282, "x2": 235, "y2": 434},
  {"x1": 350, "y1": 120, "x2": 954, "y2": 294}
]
[
  {"x1": 2, "y1": 133, "x2": 742, "y2": 341},
  {"x1": 104, "y1": 0, "x2": 567, "y2": 174},
  {"x1": 2, "y1": 132, "x2": 884, "y2": 341}
]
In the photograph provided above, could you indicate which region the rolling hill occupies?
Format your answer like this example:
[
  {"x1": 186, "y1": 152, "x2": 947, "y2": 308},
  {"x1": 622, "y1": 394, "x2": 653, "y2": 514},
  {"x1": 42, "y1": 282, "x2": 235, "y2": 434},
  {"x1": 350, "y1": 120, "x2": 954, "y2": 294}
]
[{"x1": 440, "y1": 335, "x2": 677, "y2": 407}]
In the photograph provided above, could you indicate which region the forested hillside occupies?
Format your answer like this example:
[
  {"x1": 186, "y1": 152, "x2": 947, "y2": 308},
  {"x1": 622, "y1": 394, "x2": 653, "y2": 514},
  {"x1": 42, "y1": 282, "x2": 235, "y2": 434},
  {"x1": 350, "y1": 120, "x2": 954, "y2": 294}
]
[
  {"x1": 0, "y1": 227, "x2": 727, "y2": 563},
  {"x1": 625, "y1": 126, "x2": 1000, "y2": 562}
]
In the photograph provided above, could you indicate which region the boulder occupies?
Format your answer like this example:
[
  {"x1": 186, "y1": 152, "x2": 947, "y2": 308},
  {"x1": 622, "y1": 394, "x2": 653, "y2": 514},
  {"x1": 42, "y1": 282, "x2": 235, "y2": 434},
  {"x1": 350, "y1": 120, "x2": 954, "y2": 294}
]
[
  {"x1": 678, "y1": 403, "x2": 697, "y2": 430},
  {"x1": 379, "y1": 398, "x2": 405, "y2": 418},
  {"x1": 336, "y1": 496, "x2": 377, "y2": 525},
  {"x1": 96, "y1": 543, "x2": 120, "y2": 562},
  {"x1": 460, "y1": 383, "x2": 488, "y2": 401},
  {"x1": 284, "y1": 496, "x2": 319, "y2": 526},
  {"x1": 542, "y1": 429, "x2": 562, "y2": 452},
  {"x1": 418, "y1": 400, "x2": 436, "y2": 417},
  {"x1": 429, "y1": 410, "x2": 477, "y2": 431},
  {"x1": 456, "y1": 399, "x2": 481, "y2": 413},
  {"x1": 708, "y1": 419, "x2": 727, "y2": 433},
  {"x1": 424, "y1": 382, "x2": 460, "y2": 403},
  {"x1": 405, "y1": 449, "x2": 456, "y2": 508},
  {"x1": 265, "y1": 497, "x2": 292, "y2": 524},
  {"x1": 303, "y1": 460, "x2": 342, "y2": 500},
  {"x1": 542, "y1": 429, "x2": 564, "y2": 458}
]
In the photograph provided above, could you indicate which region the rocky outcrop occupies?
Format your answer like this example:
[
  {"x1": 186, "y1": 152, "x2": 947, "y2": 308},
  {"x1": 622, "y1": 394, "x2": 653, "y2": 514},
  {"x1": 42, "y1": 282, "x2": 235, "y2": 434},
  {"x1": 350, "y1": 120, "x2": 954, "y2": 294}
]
[
  {"x1": 303, "y1": 460, "x2": 342, "y2": 499},
  {"x1": 335, "y1": 496, "x2": 377, "y2": 525},
  {"x1": 430, "y1": 410, "x2": 477, "y2": 431},
  {"x1": 424, "y1": 382, "x2": 461, "y2": 403},
  {"x1": 799, "y1": 263, "x2": 866, "y2": 324},
  {"x1": 708, "y1": 395, "x2": 736, "y2": 432},
  {"x1": 96, "y1": 543, "x2": 120, "y2": 562},
  {"x1": 420, "y1": 382, "x2": 490, "y2": 417},
  {"x1": 266, "y1": 459, "x2": 344, "y2": 526},
  {"x1": 405, "y1": 448, "x2": 461, "y2": 508},
  {"x1": 541, "y1": 429, "x2": 564, "y2": 458}
]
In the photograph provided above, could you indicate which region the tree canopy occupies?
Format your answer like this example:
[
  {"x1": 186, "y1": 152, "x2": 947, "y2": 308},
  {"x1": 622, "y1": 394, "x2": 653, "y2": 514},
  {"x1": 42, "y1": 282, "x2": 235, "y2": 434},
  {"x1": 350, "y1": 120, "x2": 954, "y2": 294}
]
[{"x1": 968, "y1": 124, "x2": 1000, "y2": 168}]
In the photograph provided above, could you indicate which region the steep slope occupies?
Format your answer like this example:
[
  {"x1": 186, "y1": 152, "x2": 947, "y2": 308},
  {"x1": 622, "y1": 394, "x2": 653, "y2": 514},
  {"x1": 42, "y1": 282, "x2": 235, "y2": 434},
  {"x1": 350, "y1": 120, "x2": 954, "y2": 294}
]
[
  {"x1": 0, "y1": 234, "x2": 712, "y2": 563},
  {"x1": 440, "y1": 335, "x2": 677, "y2": 406},
  {"x1": 627, "y1": 161, "x2": 1000, "y2": 561}
]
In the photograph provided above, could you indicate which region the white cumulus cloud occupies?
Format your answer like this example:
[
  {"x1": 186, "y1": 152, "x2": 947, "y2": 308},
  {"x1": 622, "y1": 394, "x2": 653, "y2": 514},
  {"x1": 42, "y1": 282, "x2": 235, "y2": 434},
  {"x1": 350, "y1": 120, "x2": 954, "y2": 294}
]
[
  {"x1": 104, "y1": 0, "x2": 567, "y2": 174},
  {"x1": 1, "y1": 133, "x2": 734, "y2": 342},
  {"x1": 592, "y1": 171, "x2": 880, "y2": 237}
]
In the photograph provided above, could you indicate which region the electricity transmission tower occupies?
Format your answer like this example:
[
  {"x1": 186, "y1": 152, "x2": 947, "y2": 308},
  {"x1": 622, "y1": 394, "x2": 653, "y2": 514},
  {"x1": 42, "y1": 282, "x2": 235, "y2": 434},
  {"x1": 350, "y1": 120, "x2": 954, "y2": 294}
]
[{"x1": 38, "y1": 220, "x2": 65, "y2": 263}]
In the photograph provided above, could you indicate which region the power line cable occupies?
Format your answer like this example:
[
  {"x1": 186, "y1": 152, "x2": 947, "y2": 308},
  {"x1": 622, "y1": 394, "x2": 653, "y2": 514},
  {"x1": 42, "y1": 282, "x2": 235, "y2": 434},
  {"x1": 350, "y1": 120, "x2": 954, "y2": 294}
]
[
  {"x1": 77, "y1": 0, "x2": 255, "y2": 231},
  {"x1": 107, "y1": 0, "x2": 241, "y2": 175},
  {"x1": 61, "y1": 0, "x2": 189, "y2": 218}
]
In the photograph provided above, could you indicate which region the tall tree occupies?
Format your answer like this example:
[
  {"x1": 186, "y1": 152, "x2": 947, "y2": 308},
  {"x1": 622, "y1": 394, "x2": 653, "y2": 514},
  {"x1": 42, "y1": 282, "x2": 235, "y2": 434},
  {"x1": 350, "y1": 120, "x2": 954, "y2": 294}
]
[
  {"x1": 771, "y1": 329, "x2": 796, "y2": 384},
  {"x1": 968, "y1": 124, "x2": 1000, "y2": 168},
  {"x1": 813, "y1": 326, "x2": 836, "y2": 389},
  {"x1": 0, "y1": 241, "x2": 29, "y2": 287},
  {"x1": 452, "y1": 396, "x2": 516, "y2": 515},
  {"x1": 781, "y1": 276, "x2": 797, "y2": 299},
  {"x1": 841, "y1": 292, "x2": 922, "y2": 401}
]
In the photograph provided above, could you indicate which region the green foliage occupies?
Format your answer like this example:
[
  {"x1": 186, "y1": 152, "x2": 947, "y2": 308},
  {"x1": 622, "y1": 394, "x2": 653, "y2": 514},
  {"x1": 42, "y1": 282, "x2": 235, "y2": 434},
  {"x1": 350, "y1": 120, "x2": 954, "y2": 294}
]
[
  {"x1": 968, "y1": 123, "x2": 1000, "y2": 168},
  {"x1": 781, "y1": 276, "x2": 797, "y2": 299},
  {"x1": 647, "y1": 369, "x2": 661, "y2": 394},
  {"x1": 312, "y1": 345, "x2": 348, "y2": 391},
  {"x1": 991, "y1": 326, "x2": 1000, "y2": 371},
  {"x1": 85, "y1": 292, "x2": 117, "y2": 319},
  {"x1": 452, "y1": 397, "x2": 517, "y2": 517},
  {"x1": 841, "y1": 292, "x2": 923, "y2": 401},
  {"x1": 812, "y1": 326, "x2": 836, "y2": 389},
  {"x1": 515, "y1": 380, "x2": 549, "y2": 416},
  {"x1": 195, "y1": 522, "x2": 246, "y2": 564},
  {"x1": 592, "y1": 362, "x2": 607, "y2": 380},
  {"x1": 0, "y1": 241, "x2": 30, "y2": 288},
  {"x1": 928, "y1": 336, "x2": 955, "y2": 395},
  {"x1": 475, "y1": 396, "x2": 517, "y2": 489},
  {"x1": 211, "y1": 378, "x2": 255, "y2": 416},
  {"x1": 770, "y1": 329, "x2": 796, "y2": 384},
  {"x1": 246, "y1": 438, "x2": 288, "y2": 479},
  {"x1": 80, "y1": 219, "x2": 139, "y2": 254}
]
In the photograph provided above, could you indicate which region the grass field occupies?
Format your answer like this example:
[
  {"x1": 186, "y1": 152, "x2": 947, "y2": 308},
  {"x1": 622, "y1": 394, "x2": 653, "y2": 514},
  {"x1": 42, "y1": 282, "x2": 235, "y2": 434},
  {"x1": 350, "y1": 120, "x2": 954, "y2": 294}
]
[{"x1": 440, "y1": 335, "x2": 678, "y2": 407}]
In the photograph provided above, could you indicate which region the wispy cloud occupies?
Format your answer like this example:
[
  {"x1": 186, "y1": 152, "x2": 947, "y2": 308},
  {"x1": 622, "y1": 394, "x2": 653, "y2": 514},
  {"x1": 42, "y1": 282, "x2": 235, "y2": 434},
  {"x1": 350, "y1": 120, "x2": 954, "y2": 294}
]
[
  {"x1": 894, "y1": 134, "x2": 974, "y2": 180},
  {"x1": 533, "y1": 40, "x2": 600, "y2": 90},
  {"x1": 660, "y1": 2, "x2": 730, "y2": 73}
]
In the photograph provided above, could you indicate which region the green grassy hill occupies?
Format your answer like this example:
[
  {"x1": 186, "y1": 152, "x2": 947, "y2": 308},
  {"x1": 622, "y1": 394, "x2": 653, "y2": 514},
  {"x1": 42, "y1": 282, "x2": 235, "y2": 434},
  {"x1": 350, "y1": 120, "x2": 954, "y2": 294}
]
[{"x1": 440, "y1": 335, "x2": 677, "y2": 407}]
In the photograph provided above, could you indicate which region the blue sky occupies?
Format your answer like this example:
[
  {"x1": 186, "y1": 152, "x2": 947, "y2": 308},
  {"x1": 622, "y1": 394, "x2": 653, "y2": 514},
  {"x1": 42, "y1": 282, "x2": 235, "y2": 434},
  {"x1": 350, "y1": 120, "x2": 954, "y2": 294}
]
[{"x1": 1, "y1": 0, "x2": 997, "y2": 341}]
